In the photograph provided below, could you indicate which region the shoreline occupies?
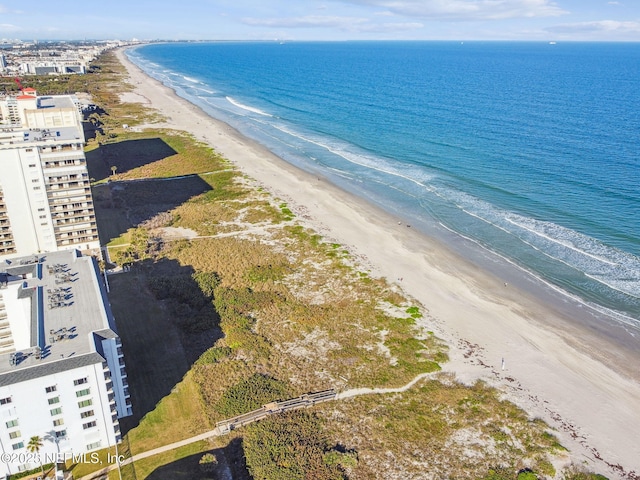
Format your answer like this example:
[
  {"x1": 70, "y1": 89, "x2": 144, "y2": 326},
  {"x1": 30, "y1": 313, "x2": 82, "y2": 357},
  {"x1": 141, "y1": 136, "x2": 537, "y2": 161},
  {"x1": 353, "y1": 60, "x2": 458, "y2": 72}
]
[{"x1": 115, "y1": 47, "x2": 640, "y2": 478}]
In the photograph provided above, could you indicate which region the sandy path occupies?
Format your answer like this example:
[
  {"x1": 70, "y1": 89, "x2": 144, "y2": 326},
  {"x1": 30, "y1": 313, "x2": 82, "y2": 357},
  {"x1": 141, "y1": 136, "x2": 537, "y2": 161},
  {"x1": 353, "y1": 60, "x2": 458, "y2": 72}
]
[{"x1": 114, "y1": 47, "x2": 640, "y2": 479}]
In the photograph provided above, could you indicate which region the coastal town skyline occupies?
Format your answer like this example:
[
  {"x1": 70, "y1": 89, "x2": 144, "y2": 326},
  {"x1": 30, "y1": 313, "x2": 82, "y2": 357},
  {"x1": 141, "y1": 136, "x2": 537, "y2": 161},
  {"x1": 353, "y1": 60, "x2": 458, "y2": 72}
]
[{"x1": 1, "y1": 0, "x2": 639, "y2": 42}]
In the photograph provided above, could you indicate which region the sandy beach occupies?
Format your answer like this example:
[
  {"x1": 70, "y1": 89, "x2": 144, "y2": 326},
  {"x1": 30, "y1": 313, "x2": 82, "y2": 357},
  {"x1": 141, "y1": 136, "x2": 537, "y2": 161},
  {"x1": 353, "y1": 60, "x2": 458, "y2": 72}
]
[{"x1": 115, "y1": 47, "x2": 640, "y2": 479}]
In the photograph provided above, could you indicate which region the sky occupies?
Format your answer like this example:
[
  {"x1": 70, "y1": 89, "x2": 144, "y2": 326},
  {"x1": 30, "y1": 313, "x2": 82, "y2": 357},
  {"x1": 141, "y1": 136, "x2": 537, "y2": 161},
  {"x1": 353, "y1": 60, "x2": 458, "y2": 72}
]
[{"x1": 1, "y1": 0, "x2": 639, "y2": 42}]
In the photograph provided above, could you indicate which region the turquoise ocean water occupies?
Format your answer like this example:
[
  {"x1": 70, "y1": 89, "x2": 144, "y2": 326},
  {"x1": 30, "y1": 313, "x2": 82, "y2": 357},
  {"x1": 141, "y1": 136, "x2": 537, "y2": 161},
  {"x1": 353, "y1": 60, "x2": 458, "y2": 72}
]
[{"x1": 127, "y1": 42, "x2": 640, "y2": 332}]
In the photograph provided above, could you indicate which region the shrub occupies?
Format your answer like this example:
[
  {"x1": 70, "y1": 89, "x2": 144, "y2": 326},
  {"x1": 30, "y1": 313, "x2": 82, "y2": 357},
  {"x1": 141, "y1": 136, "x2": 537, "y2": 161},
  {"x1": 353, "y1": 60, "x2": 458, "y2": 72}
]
[
  {"x1": 199, "y1": 453, "x2": 218, "y2": 473},
  {"x1": 196, "y1": 346, "x2": 232, "y2": 365},
  {"x1": 215, "y1": 374, "x2": 290, "y2": 417},
  {"x1": 244, "y1": 411, "x2": 345, "y2": 480}
]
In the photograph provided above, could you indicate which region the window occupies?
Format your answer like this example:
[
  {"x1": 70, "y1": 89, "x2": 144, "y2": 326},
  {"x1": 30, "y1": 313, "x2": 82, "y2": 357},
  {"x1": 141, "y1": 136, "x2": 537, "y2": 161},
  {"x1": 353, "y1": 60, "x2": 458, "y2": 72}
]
[
  {"x1": 12, "y1": 442, "x2": 24, "y2": 450},
  {"x1": 82, "y1": 421, "x2": 97, "y2": 430},
  {"x1": 38, "y1": 208, "x2": 46, "y2": 213},
  {"x1": 9, "y1": 431, "x2": 20, "y2": 439},
  {"x1": 53, "y1": 419, "x2": 64, "y2": 427},
  {"x1": 0, "y1": 397, "x2": 12, "y2": 405},
  {"x1": 75, "y1": 388, "x2": 90, "y2": 397},
  {"x1": 28, "y1": 163, "x2": 36, "y2": 167},
  {"x1": 78, "y1": 399, "x2": 92, "y2": 408},
  {"x1": 48, "y1": 397, "x2": 60, "y2": 405},
  {"x1": 80, "y1": 410, "x2": 94, "y2": 419},
  {"x1": 33, "y1": 186, "x2": 40, "y2": 190},
  {"x1": 5, "y1": 419, "x2": 18, "y2": 428},
  {"x1": 86, "y1": 441, "x2": 101, "y2": 450},
  {"x1": 54, "y1": 430, "x2": 66, "y2": 438},
  {"x1": 31, "y1": 179, "x2": 39, "y2": 183},
  {"x1": 74, "y1": 378, "x2": 88, "y2": 386},
  {"x1": 50, "y1": 407, "x2": 62, "y2": 416}
]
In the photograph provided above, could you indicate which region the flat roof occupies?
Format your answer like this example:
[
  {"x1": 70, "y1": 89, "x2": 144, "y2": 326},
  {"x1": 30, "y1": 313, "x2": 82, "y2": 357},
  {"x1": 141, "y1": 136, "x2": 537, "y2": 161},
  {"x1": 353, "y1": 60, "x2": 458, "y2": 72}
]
[
  {"x1": 0, "y1": 125, "x2": 83, "y2": 147},
  {"x1": 0, "y1": 249, "x2": 118, "y2": 384},
  {"x1": 37, "y1": 95, "x2": 77, "y2": 110}
]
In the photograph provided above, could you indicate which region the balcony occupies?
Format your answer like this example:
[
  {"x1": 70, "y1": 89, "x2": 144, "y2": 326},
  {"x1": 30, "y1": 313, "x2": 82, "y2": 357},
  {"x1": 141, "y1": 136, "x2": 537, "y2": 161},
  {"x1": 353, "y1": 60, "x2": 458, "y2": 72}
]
[
  {"x1": 44, "y1": 159, "x2": 85, "y2": 169},
  {"x1": 53, "y1": 209, "x2": 94, "y2": 220},
  {"x1": 53, "y1": 216, "x2": 95, "y2": 228},
  {"x1": 47, "y1": 188, "x2": 92, "y2": 201},
  {"x1": 58, "y1": 236, "x2": 97, "y2": 246},
  {"x1": 49, "y1": 196, "x2": 92, "y2": 207},
  {"x1": 46, "y1": 181, "x2": 91, "y2": 193}
]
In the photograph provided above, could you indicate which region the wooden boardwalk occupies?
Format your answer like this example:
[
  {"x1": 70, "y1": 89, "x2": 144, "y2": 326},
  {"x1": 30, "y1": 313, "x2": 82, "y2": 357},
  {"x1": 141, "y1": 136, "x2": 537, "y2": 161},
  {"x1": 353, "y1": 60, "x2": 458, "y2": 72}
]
[{"x1": 215, "y1": 389, "x2": 337, "y2": 433}]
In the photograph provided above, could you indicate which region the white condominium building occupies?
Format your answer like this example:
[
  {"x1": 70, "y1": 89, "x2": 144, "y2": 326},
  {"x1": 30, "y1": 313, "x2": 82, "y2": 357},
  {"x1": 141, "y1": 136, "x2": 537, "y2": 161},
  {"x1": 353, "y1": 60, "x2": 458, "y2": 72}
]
[
  {"x1": 0, "y1": 89, "x2": 99, "y2": 260},
  {"x1": 0, "y1": 249, "x2": 131, "y2": 478}
]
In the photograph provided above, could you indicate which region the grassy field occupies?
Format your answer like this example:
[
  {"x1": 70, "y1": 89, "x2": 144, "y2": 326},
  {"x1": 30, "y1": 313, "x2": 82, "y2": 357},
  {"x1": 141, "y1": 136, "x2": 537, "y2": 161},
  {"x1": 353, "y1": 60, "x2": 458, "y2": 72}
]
[{"x1": 62, "y1": 50, "x2": 608, "y2": 480}]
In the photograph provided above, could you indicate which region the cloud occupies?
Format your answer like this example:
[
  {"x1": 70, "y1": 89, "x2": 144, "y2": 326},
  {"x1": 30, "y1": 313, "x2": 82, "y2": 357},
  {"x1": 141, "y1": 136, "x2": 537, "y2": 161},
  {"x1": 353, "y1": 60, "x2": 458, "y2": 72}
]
[
  {"x1": 336, "y1": 0, "x2": 568, "y2": 20},
  {"x1": 356, "y1": 22, "x2": 424, "y2": 32},
  {"x1": 0, "y1": 23, "x2": 21, "y2": 32},
  {"x1": 242, "y1": 15, "x2": 369, "y2": 29},
  {"x1": 546, "y1": 20, "x2": 640, "y2": 34},
  {"x1": 241, "y1": 14, "x2": 424, "y2": 34},
  {"x1": 0, "y1": 4, "x2": 23, "y2": 14}
]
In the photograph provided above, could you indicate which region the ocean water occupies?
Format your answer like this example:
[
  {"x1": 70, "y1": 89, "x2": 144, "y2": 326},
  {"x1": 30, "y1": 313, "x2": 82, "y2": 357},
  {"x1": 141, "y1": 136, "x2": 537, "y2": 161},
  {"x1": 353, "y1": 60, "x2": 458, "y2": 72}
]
[{"x1": 127, "y1": 41, "x2": 640, "y2": 330}]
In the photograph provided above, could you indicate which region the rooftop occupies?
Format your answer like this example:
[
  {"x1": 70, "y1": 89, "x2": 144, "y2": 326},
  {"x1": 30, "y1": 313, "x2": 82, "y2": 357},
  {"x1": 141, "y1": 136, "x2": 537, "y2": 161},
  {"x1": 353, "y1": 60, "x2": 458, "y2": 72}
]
[
  {"x1": 0, "y1": 249, "x2": 117, "y2": 385},
  {"x1": 36, "y1": 95, "x2": 77, "y2": 110},
  {"x1": 0, "y1": 125, "x2": 84, "y2": 148}
]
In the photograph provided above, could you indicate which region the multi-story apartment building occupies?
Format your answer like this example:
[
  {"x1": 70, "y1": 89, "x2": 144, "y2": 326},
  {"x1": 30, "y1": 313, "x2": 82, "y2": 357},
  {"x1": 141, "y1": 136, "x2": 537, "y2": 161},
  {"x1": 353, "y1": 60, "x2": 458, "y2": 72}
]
[
  {"x1": 0, "y1": 89, "x2": 99, "y2": 260},
  {"x1": 0, "y1": 90, "x2": 132, "y2": 479},
  {"x1": 0, "y1": 249, "x2": 131, "y2": 478}
]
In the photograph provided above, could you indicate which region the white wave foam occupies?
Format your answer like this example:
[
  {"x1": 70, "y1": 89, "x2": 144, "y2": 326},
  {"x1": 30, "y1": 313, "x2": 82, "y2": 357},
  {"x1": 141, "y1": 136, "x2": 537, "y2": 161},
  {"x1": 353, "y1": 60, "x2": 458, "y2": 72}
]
[
  {"x1": 505, "y1": 217, "x2": 618, "y2": 266},
  {"x1": 270, "y1": 123, "x2": 435, "y2": 190},
  {"x1": 437, "y1": 222, "x2": 640, "y2": 332},
  {"x1": 440, "y1": 189, "x2": 640, "y2": 300},
  {"x1": 226, "y1": 97, "x2": 272, "y2": 117},
  {"x1": 183, "y1": 75, "x2": 200, "y2": 83}
]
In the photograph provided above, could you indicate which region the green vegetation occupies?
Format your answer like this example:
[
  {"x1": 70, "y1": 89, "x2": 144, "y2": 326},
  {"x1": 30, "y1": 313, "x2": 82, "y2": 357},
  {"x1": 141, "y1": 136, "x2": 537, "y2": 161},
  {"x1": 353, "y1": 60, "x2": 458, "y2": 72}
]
[
  {"x1": 215, "y1": 374, "x2": 290, "y2": 417},
  {"x1": 7, "y1": 463, "x2": 54, "y2": 480},
  {"x1": 244, "y1": 411, "x2": 345, "y2": 480}
]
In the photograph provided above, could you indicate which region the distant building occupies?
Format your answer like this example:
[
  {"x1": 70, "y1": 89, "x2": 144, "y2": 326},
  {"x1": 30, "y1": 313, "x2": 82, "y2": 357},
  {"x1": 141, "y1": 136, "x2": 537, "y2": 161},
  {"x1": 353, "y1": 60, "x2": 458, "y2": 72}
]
[
  {"x1": 0, "y1": 90, "x2": 99, "y2": 260},
  {"x1": 0, "y1": 249, "x2": 131, "y2": 478},
  {"x1": 24, "y1": 62, "x2": 87, "y2": 76}
]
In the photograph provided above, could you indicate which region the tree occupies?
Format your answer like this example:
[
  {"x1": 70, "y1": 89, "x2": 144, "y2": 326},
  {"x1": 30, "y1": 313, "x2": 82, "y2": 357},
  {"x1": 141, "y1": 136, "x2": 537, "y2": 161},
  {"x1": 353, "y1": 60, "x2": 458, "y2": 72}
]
[
  {"x1": 110, "y1": 165, "x2": 118, "y2": 176},
  {"x1": 27, "y1": 435, "x2": 44, "y2": 477}
]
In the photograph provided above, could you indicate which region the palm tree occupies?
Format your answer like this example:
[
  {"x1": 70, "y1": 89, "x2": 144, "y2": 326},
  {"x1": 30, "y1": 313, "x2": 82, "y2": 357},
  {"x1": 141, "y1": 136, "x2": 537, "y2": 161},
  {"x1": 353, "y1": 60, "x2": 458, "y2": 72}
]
[{"x1": 27, "y1": 435, "x2": 44, "y2": 477}]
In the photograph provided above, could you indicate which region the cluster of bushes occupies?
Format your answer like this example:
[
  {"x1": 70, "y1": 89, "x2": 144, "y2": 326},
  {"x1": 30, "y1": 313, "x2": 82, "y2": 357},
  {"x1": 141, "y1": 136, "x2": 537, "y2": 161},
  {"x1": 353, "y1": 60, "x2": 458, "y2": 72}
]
[
  {"x1": 215, "y1": 373, "x2": 290, "y2": 418},
  {"x1": 244, "y1": 410, "x2": 355, "y2": 480},
  {"x1": 110, "y1": 227, "x2": 151, "y2": 265}
]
